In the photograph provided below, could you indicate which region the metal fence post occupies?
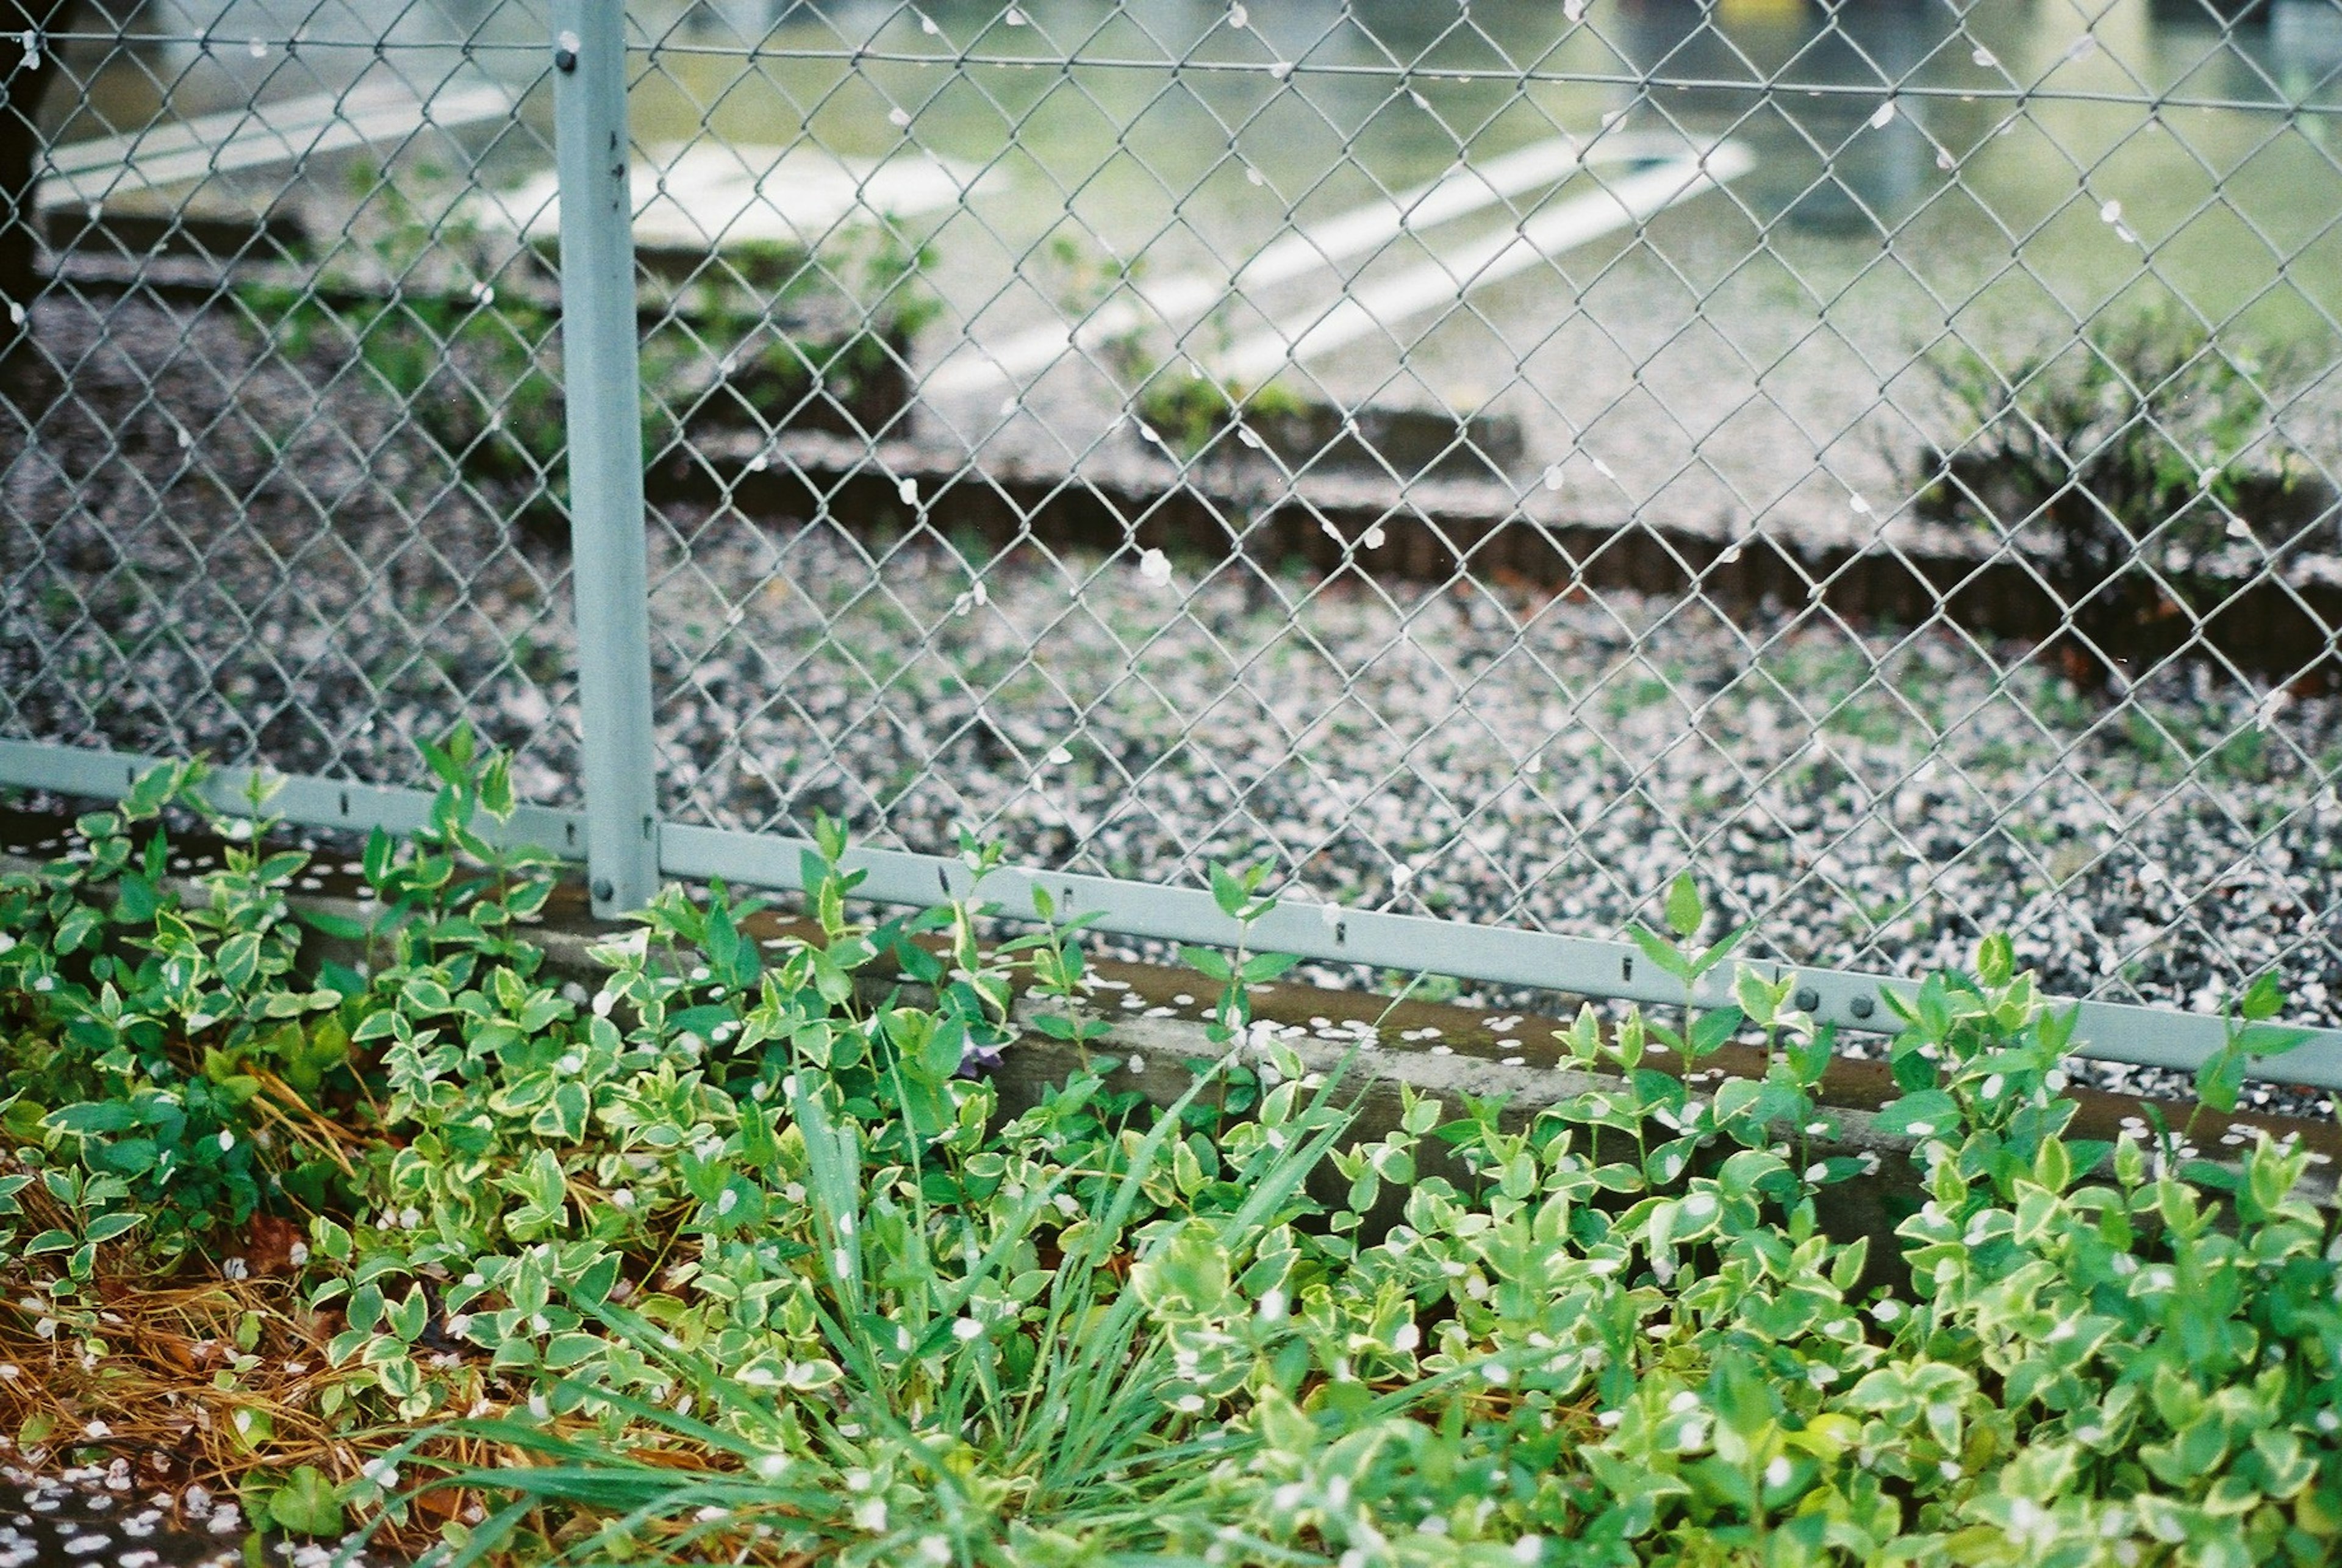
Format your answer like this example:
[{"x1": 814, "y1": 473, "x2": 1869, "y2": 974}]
[{"x1": 550, "y1": 0, "x2": 659, "y2": 918}]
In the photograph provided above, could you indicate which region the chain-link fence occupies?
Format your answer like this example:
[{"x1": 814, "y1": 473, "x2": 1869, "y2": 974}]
[
  {"x1": 1, "y1": 0, "x2": 582, "y2": 811},
  {"x1": 8, "y1": 0, "x2": 2342, "y2": 1086}
]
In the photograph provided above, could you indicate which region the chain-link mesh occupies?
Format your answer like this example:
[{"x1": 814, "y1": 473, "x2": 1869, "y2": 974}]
[
  {"x1": 633, "y1": 0, "x2": 2342, "y2": 1033},
  {"x1": 1, "y1": 0, "x2": 581, "y2": 804},
  {"x1": 9, "y1": 0, "x2": 2342, "y2": 1048}
]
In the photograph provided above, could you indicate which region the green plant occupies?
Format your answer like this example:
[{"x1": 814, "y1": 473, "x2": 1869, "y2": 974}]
[
  {"x1": 1133, "y1": 370, "x2": 1311, "y2": 460},
  {"x1": 237, "y1": 181, "x2": 568, "y2": 518},
  {"x1": 1035, "y1": 232, "x2": 1158, "y2": 390},
  {"x1": 0, "y1": 761, "x2": 347, "y2": 1270},
  {"x1": 996, "y1": 876, "x2": 1114, "y2": 1063},
  {"x1": 10, "y1": 756, "x2": 2342, "y2": 1568},
  {"x1": 1629, "y1": 869, "x2": 1756, "y2": 1067},
  {"x1": 374, "y1": 1039, "x2": 1367, "y2": 1565},
  {"x1": 642, "y1": 223, "x2": 939, "y2": 450},
  {"x1": 2188, "y1": 968, "x2": 2312, "y2": 1133}
]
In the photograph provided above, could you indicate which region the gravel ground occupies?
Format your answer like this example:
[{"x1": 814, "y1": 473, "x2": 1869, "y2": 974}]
[
  {"x1": 0, "y1": 289, "x2": 582, "y2": 803},
  {"x1": 0, "y1": 1462, "x2": 400, "y2": 1568},
  {"x1": 8, "y1": 294, "x2": 2342, "y2": 1117},
  {"x1": 646, "y1": 517, "x2": 2342, "y2": 1113}
]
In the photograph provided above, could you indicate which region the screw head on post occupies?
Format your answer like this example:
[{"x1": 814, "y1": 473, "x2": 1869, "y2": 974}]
[
  {"x1": 554, "y1": 30, "x2": 581, "y2": 72},
  {"x1": 1849, "y1": 994, "x2": 1876, "y2": 1019},
  {"x1": 1794, "y1": 986, "x2": 1820, "y2": 1013},
  {"x1": 592, "y1": 877, "x2": 614, "y2": 904}
]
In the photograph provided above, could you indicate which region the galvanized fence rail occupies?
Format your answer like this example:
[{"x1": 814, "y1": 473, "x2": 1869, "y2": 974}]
[{"x1": 6, "y1": 0, "x2": 2342, "y2": 1087}]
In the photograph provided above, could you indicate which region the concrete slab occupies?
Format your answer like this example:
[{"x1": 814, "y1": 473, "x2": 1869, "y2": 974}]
[
  {"x1": 1213, "y1": 143, "x2": 1756, "y2": 385},
  {"x1": 923, "y1": 133, "x2": 1752, "y2": 397},
  {"x1": 486, "y1": 142, "x2": 994, "y2": 256},
  {"x1": 37, "y1": 76, "x2": 517, "y2": 211}
]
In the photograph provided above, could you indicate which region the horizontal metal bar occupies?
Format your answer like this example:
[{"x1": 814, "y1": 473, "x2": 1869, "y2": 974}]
[
  {"x1": 46, "y1": 30, "x2": 545, "y2": 54},
  {"x1": 0, "y1": 742, "x2": 587, "y2": 861},
  {"x1": 657, "y1": 823, "x2": 2342, "y2": 1092},
  {"x1": 28, "y1": 27, "x2": 2330, "y2": 127},
  {"x1": 5, "y1": 742, "x2": 2335, "y2": 1091},
  {"x1": 606, "y1": 45, "x2": 2342, "y2": 120}
]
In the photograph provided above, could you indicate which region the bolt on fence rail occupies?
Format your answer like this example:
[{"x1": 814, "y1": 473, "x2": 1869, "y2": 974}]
[{"x1": 4, "y1": 1, "x2": 2342, "y2": 1090}]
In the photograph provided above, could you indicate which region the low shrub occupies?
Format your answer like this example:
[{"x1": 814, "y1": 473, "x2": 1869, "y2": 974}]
[
  {"x1": 1, "y1": 744, "x2": 2338, "y2": 1566},
  {"x1": 1135, "y1": 370, "x2": 1312, "y2": 460},
  {"x1": 235, "y1": 183, "x2": 939, "y2": 528},
  {"x1": 1909, "y1": 305, "x2": 2328, "y2": 677}
]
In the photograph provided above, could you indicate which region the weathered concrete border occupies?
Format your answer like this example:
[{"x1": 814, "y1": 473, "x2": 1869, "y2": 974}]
[{"x1": 668, "y1": 426, "x2": 2342, "y2": 684}]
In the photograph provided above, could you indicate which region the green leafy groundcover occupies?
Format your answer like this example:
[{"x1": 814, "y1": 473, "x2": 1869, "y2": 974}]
[{"x1": 2, "y1": 745, "x2": 2341, "y2": 1567}]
